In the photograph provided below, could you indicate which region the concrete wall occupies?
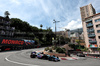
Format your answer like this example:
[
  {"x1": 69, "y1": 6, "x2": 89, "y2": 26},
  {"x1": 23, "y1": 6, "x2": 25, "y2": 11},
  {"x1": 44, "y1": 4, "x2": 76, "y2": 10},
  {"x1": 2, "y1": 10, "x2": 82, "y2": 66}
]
[{"x1": 82, "y1": 21, "x2": 89, "y2": 48}]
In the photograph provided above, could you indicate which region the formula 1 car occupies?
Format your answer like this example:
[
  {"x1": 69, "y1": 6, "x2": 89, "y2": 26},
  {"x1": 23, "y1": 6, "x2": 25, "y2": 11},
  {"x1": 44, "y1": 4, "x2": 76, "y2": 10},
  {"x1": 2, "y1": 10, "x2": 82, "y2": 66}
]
[
  {"x1": 30, "y1": 52, "x2": 60, "y2": 62},
  {"x1": 37, "y1": 53, "x2": 48, "y2": 59},
  {"x1": 30, "y1": 51, "x2": 37, "y2": 58},
  {"x1": 48, "y1": 55, "x2": 60, "y2": 62}
]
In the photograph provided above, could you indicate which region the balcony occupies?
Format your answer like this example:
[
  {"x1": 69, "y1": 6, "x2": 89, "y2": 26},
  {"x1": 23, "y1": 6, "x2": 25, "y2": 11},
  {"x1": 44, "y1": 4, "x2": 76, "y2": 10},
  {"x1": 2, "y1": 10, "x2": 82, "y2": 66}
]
[
  {"x1": 85, "y1": 19, "x2": 92, "y2": 23},
  {"x1": 0, "y1": 33, "x2": 5, "y2": 36},
  {"x1": 0, "y1": 26, "x2": 5, "y2": 30},
  {"x1": 3, "y1": 32, "x2": 14, "y2": 36},
  {"x1": 15, "y1": 32, "x2": 26, "y2": 34},
  {"x1": 0, "y1": 21, "x2": 4, "y2": 23},
  {"x1": 0, "y1": 21, "x2": 11, "y2": 25},
  {"x1": 88, "y1": 34, "x2": 95, "y2": 37},
  {"x1": 89, "y1": 44, "x2": 98, "y2": 48},
  {"x1": 89, "y1": 40, "x2": 97, "y2": 43},
  {"x1": 0, "y1": 22, "x2": 4, "y2": 25},
  {"x1": 87, "y1": 23, "x2": 93, "y2": 27},
  {"x1": 5, "y1": 27, "x2": 15, "y2": 31},
  {"x1": 87, "y1": 29, "x2": 94, "y2": 32},
  {"x1": 89, "y1": 38, "x2": 97, "y2": 43},
  {"x1": 4, "y1": 22, "x2": 10, "y2": 25}
]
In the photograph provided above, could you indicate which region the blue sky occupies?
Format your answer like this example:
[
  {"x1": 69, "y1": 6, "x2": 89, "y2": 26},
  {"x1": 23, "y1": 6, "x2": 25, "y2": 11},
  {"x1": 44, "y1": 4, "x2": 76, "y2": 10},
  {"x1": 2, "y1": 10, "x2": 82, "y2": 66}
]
[{"x1": 0, "y1": 0, "x2": 100, "y2": 31}]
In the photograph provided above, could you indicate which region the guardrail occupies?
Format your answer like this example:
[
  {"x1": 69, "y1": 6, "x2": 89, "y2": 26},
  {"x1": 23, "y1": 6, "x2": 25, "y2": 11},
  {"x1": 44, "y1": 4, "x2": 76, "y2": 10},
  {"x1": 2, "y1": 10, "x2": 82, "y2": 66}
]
[{"x1": 85, "y1": 54, "x2": 100, "y2": 59}]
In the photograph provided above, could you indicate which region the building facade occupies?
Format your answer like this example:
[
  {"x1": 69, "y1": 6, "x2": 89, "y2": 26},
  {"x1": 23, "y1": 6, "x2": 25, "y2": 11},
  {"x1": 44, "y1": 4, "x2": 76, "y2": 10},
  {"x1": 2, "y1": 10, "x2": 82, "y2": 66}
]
[
  {"x1": 70, "y1": 32, "x2": 79, "y2": 38},
  {"x1": 0, "y1": 16, "x2": 15, "y2": 37},
  {"x1": 56, "y1": 31, "x2": 68, "y2": 38},
  {"x1": 80, "y1": 4, "x2": 100, "y2": 51},
  {"x1": 80, "y1": 4, "x2": 96, "y2": 22}
]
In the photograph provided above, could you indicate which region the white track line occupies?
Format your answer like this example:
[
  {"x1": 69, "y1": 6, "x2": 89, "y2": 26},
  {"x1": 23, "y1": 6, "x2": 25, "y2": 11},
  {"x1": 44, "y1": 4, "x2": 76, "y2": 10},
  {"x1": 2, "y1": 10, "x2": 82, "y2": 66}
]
[{"x1": 5, "y1": 55, "x2": 39, "y2": 66}]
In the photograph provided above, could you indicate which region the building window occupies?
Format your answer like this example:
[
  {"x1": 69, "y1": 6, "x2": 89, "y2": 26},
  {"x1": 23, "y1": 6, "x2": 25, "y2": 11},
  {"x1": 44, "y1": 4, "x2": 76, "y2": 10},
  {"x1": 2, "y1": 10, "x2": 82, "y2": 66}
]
[
  {"x1": 87, "y1": 13, "x2": 89, "y2": 17},
  {"x1": 95, "y1": 18, "x2": 100, "y2": 22},
  {"x1": 96, "y1": 24, "x2": 100, "y2": 28},
  {"x1": 97, "y1": 30, "x2": 100, "y2": 33},
  {"x1": 98, "y1": 36, "x2": 100, "y2": 39}
]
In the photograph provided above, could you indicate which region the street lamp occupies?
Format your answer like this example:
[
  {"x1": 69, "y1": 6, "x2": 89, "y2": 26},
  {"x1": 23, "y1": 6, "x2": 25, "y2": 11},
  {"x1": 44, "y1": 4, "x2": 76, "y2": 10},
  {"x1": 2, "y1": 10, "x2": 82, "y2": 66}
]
[
  {"x1": 53, "y1": 19, "x2": 60, "y2": 46},
  {"x1": 53, "y1": 19, "x2": 60, "y2": 35}
]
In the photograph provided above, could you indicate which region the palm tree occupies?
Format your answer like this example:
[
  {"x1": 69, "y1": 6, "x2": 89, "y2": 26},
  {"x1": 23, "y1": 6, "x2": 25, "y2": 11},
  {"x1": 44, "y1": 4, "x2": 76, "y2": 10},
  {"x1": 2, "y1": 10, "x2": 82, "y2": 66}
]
[
  {"x1": 4, "y1": 11, "x2": 10, "y2": 16},
  {"x1": 40, "y1": 24, "x2": 43, "y2": 29},
  {"x1": 4, "y1": 11, "x2": 10, "y2": 20}
]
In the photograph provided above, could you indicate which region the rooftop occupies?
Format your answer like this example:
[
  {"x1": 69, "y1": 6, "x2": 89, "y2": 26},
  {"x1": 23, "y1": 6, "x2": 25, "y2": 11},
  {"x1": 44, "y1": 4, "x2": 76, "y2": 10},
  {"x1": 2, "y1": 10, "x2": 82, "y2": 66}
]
[{"x1": 85, "y1": 13, "x2": 100, "y2": 19}]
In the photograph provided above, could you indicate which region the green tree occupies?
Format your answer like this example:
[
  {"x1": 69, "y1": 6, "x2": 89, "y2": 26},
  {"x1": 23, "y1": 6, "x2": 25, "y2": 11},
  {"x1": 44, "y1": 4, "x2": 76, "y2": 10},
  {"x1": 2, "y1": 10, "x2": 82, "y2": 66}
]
[
  {"x1": 40, "y1": 24, "x2": 43, "y2": 29},
  {"x1": 75, "y1": 39, "x2": 81, "y2": 49},
  {"x1": 34, "y1": 37, "x2": 39, "y2": 44},
  {"x1": 5, "y1": 11, "x2": 10, "y2": 17},
  {"x1": 10, "y1": 17, "x2": 54, "y2": 46},
  {"x1": 4, "y1": 11, "x2": 10, "y2": 21},
  {"x1": 75, "y1": 40, "x2": 80, "y2": 45},
  {"x1": 10, "y1": 18, "x2": 39, "y2": 39},
  {"x1": 10, "y1": 18, "x2": 39, "y2": 32},
  {"x1": 60, "y1": 36, "x2": 65, "y2": 44},
  {"x1": 97, "y1": 46, "x2": 100, "y2": 52},
  {"x1": 65, "y1": 37, "x2": 70, "y2": 43},
  {"x1": 81, "y1": 47, "x2": 89, "y2": 52},
  {"x1": 45, "y1": 27, "x2": 53, "y2": 45},
  {"x1": 68, "y1": 44, "x2": 76, "y2": 50}
]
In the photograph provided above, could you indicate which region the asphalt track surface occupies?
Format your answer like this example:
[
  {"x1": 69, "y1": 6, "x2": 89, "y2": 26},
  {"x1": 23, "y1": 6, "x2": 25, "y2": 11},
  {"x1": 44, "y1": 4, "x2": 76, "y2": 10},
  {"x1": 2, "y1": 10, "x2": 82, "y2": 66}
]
[{"x1": 0, "y1": 48, "x2": 100, "y2": 66}]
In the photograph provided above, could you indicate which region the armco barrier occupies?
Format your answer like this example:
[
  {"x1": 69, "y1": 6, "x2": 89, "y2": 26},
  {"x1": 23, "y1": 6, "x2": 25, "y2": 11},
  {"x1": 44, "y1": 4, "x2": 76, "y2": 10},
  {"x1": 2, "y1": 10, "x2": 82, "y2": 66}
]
[{"x1": 85, "y1": 54, "x2": 100, "y2": 59}]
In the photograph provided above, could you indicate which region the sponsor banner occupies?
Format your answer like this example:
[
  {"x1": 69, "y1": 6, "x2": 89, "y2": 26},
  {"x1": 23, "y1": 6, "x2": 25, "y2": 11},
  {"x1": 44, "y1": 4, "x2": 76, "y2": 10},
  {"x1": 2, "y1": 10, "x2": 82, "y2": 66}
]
[
  {"x1": 0, "y1": 37, "x2": 35, "y2": 46},
  {"x1": 23, "y1": 39, "x2": 35, "y2": 45},
  {"x1": 1, "y1": 39, "x2": 24, "y2": 45}
]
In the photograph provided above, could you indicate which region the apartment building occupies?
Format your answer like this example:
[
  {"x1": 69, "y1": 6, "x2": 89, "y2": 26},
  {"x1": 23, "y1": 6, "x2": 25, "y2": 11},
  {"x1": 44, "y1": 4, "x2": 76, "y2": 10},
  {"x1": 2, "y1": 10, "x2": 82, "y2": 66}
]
[
  {"x1": 83, "y1": 13, "x2": 100, "y2": 51},
  {"x1": 80, "y1": 4, "x2": 100, "y2": 51},
  {"x1": 80, "y1": 4, "x2": 96, "y2": 22}
]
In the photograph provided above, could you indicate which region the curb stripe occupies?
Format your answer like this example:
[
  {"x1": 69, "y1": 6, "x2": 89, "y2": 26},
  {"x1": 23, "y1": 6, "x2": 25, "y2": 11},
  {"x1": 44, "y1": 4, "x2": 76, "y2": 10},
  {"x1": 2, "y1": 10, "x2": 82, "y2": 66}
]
[
  {"x1": 72, "y1": 57, "x2": 77, "y2": 60},
  {"x1": 60, "y1": 58, "x2": 67, "y2": 60}
]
